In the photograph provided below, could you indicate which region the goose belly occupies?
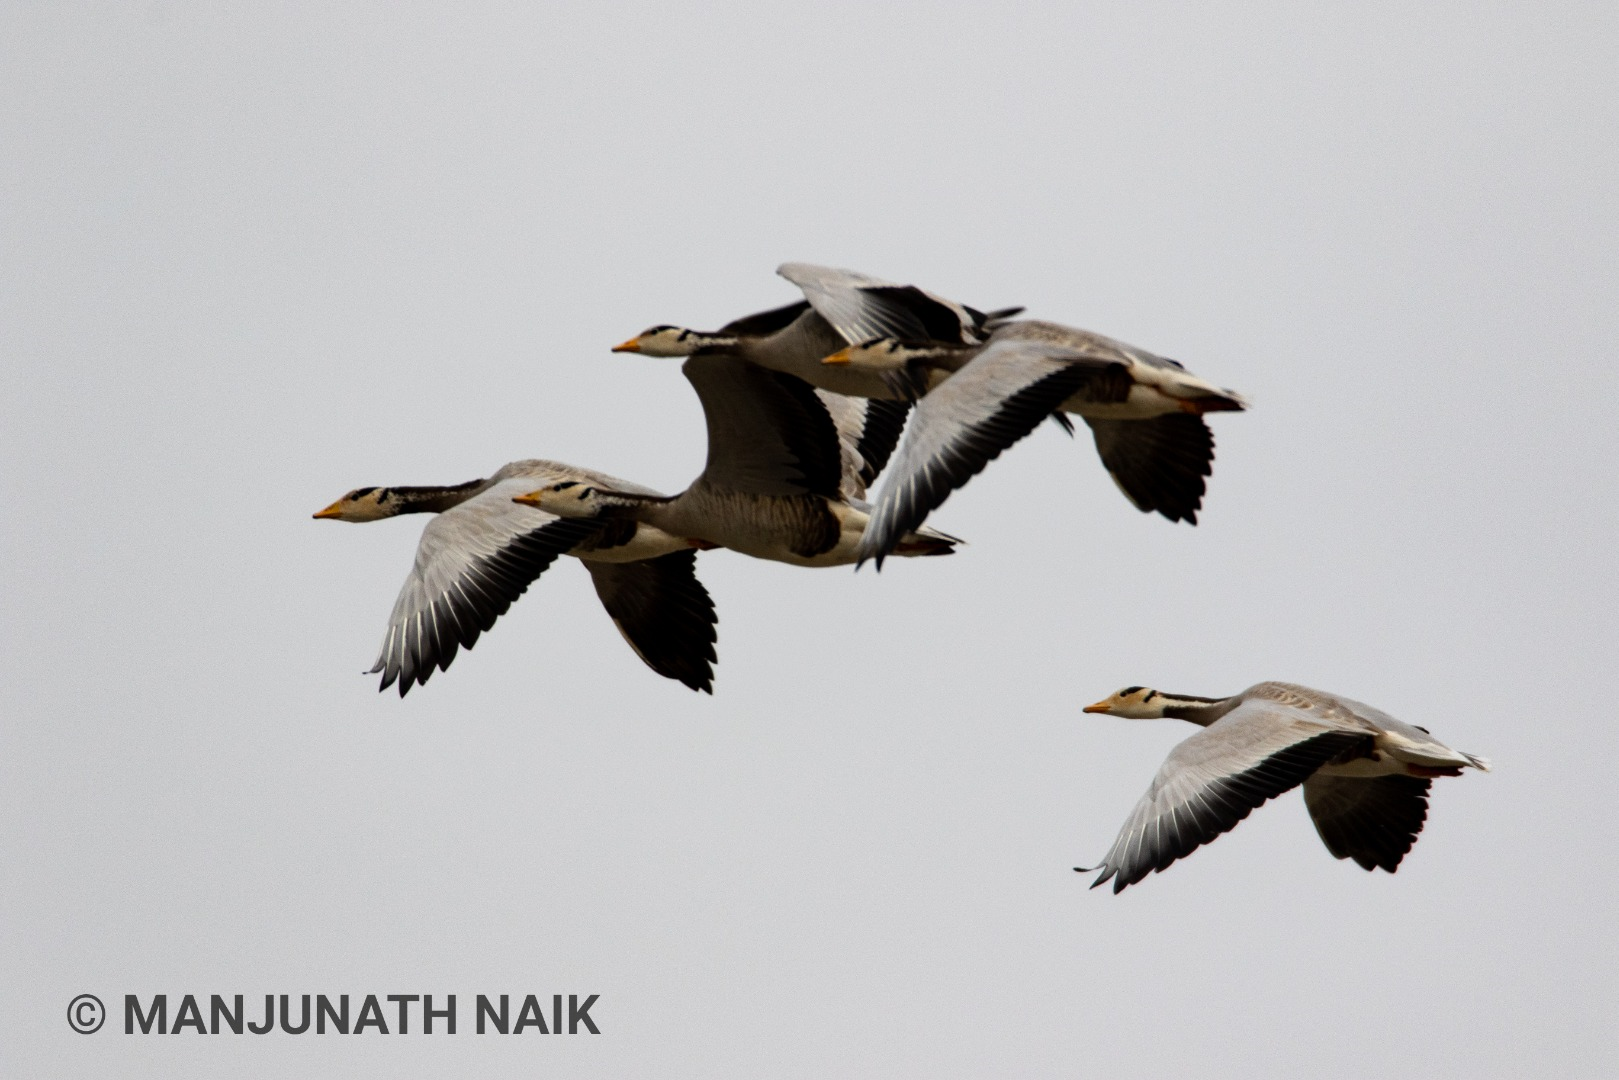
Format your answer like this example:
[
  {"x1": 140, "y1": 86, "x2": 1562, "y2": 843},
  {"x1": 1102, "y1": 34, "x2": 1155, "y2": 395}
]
[
  {"x1": 1314, "y1": 754, "x2": 1406, "y2": 779},
  {"x1": 1314, "y1": 730, "x2": 1472, "y2": 778},
  {"x1": 572, "y1": 524, "x2": 693, "y2": 564},
  {"x1": 1060, "y1": 384, "x2": 1184, "y2": 420},
  {"x1": 1059, "y1": 366, "x2": 1235, "y2": 419},
  {"x1": 661, "y1": 491, "x2": 857, "y2": 568},
  {"x1": 799, "y1": 362, "x2": 907, "y2": 401}
]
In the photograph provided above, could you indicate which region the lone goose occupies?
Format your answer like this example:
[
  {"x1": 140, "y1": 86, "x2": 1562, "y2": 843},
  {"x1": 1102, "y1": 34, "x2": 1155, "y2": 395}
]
[
  {"x1": 822, "y1": 322, "x2": 1247, "y2": 565},
  {"x1": 314, "y1": 461, "x2": 717, "y2": 696},
  {"x1": 513, "y1": 354, "x2": 960, "y2": 567},
  {"x1": 1077, "y1": 682, "x2": 1489, "y2": 893}
]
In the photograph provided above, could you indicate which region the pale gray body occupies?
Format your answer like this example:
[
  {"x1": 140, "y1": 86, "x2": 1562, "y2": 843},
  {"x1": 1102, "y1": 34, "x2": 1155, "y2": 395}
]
[{"x1": 1085, "y1": 681, "x2": 1490, "y2": 893}]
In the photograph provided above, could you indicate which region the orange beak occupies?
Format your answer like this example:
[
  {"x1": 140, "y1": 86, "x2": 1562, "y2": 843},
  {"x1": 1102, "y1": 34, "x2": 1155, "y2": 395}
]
[
  {"x1": 821, "y1": 347, "x2": 852, "y2": 365},
  {"x1": 1082, "y1": 699, "x2": 1112, "y2": 714},
  {"x1": 511, "y1": 491, "x2": 546, "y2": 507},
  {"x1": 312, "y1": 500, "x2": 346, "y2": 520},
  {"x1": 611, "y1": 337, "x2": 642, "y2": 353}
]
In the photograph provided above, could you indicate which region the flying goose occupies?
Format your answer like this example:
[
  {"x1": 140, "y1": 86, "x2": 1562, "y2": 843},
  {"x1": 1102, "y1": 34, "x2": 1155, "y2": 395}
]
[
  {"x1": 314, "y1": 461, "x2": 718, "y2": 696},
  {"x1": 611, "y1": 264, "x2": 1020, "y2": 454},
  {"x1": 513, "y1": 353, "x2": 961, "y2": 567},
  {"x1": 822, "y1": 321, "x2": 1247, "y2": 565},
  {"x1": 612, "y1": 262, "x2": 1020, "y2": 504},
  {"x1": 1077, "y1": 682, "x2": 1490, "y2": 893}
]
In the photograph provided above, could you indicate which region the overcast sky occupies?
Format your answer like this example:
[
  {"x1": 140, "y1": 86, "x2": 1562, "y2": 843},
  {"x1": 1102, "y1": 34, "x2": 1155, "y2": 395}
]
[{"x1": 4, "y1": 3, "x2": 1616, "y2": 1077}]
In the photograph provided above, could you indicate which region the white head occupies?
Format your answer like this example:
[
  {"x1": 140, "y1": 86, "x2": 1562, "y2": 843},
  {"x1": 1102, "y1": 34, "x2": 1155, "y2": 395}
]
[
  {"x1": 1083, "y1": 686, "x2": 1172, "y2": 719},
  {"x1": 612, "y1": 325, "x2": 731, "y2": 357},
  {"x1": 821, "y1": 338, "x2": 958, "y2": 372},
  {"x1": 312, "y1": 487, "x2": 398, "y2": 522},
  {"x1": 512, "y1": 480, "x2": 603, "y2": 518}
]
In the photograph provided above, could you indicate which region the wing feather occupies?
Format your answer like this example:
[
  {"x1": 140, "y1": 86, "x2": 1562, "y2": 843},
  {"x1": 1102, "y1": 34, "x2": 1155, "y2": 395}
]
[
  {"x1": 1085, "y1": 702, "x2": 1374, "y2": 892},
  {"x1": 1085, "y1": 413, "x2": 1215, "y2": 524},
  {"x1": 777, "y1": 262, "x2": 1000, "y2": 346},
  {"x1": 584, "y1": 551, "x2": 718, "y2": 693},
  {"x1": 369, "y1": 477, "x2": 602, "y2": 696},
  {"x1": 857, "y1": 339, "x2": 1125, "y2": 566},
  {"x1": 684, "y1": 353, "x2": 845, "y2": 498},
  {"x1": 1303, "y1": 774, "x2": 1431, "y2": 873},
  {"x1": 813, "y1": 389, "x2": 912, "y2": 498}
]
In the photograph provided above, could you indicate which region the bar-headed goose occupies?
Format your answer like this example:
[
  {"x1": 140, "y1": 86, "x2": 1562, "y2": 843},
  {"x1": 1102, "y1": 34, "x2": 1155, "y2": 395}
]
[
  {"x1": 823, "y1": 321, "x2": 1247, "y2": 565},
  {"x1": 612, "y1": 263, "x2": 1019, "y2": 399},
  {"x1": 1077, "y1": 682, "x2": 1490, "y2": 893},
  {"x1": 314, "y1": 461, "x2": 717, "y2": 696},
  {"x1": 513, "y1": 354, "x2": 960, "y2": 568},
  {"x1": 612, "y1": 264, "x2": 1020, "y2": 487}
]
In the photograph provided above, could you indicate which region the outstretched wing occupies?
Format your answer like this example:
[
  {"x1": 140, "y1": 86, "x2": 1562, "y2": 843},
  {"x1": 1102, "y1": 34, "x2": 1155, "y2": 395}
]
[
  {"x1": 584, "y1": 551, "x2": 718, "y2": 694},
  {"x1": 370, "y1": 477, "x2": 601, "y2": 696},
  {"x1": 1084, "y1": 701, "x2": 1371, "y2": 893},
  {"x1": 856, "y1": 338, "x2": 1125, "y2": 567},
  {"x1": 719, "y1": 299, "x2": 812, "y2": 337},
  {"x1": 1303, "y1": 774, "x2": 1432, "y2": 873},
  {"x1": 813, "y1": 389, "x2": 911, "y2": 498},
  {"x1": 1085, "y1": 413, "x2": 1215, "y2": 524},
  {"x1": 684, "y1": 353, "x2": 846, "y2": 499},
  {"x1": 777, "y1": 262, "x2": 999, "y2": 346}
]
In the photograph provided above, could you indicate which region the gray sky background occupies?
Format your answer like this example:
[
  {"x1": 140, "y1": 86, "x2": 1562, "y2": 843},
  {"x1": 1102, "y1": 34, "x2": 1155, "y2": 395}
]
[{"x1": 4, "y1": 3, "x2": 1616, "y2": 1076}]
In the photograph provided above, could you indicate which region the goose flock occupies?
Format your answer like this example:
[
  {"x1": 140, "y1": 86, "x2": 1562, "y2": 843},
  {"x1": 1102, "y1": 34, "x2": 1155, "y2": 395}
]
[{"x1": 314, "y1": 262, "x2": 1488, "y2": 891}]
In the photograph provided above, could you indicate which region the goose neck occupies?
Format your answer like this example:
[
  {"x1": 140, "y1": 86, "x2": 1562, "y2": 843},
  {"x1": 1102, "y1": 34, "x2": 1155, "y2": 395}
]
[
  {"x1": 387, "y1": 479, "x2": 487, "y2": 514},
  {"x1": 1159, "y1": 694, "x2": 1241, "y2": 726}
]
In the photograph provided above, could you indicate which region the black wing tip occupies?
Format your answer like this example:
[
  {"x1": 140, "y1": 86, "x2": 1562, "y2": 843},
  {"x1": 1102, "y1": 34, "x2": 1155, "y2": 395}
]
[
  {"x1": 1074, "y1": 864, "x2": 1124, "y2": 892},
  {"x1": 673, "y1": 666, "x2": 716, "y2": 694}
]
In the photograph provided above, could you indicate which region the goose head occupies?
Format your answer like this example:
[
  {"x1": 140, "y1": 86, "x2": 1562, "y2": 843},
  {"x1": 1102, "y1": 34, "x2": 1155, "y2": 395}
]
[
  {"x1": 821, "y1": 338, "x2": 960, "y2": 372},
  {"x1": 612, "y1": 325, "x2": 735, "y2": 357},
  {"x1": 512, "y1": 480, "x2": 602, "y2": 517},
  {"x1": 313, "y1": 487, "x2": 399, "y2": 522},
  {"x1": 1083, "y1": 686, "x2": 1173, "y2": 719}
]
